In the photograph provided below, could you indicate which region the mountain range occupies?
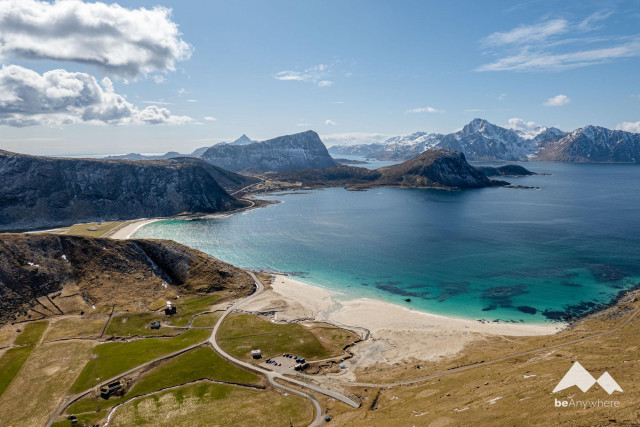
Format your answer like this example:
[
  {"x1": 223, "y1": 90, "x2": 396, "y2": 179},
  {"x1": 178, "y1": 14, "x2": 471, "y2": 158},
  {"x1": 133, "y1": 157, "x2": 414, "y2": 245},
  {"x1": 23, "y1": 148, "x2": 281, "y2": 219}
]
[{"x1": 329, "y1": 119, "x2": 640, "y2": 163}]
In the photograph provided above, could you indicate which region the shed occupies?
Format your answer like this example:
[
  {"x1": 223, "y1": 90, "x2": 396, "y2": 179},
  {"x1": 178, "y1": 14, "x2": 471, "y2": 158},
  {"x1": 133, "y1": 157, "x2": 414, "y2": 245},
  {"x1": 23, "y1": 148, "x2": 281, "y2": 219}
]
[{"x1": 251, "y1": 349, "x2": 262, "y2": 359}]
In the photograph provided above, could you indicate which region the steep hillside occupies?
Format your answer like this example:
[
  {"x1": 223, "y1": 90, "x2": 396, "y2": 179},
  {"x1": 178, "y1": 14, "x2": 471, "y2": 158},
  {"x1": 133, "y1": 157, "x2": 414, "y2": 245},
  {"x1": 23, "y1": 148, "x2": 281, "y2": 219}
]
[
  {"x1": 0, "y1": 234, "x2": 253, "y2": 324},
  {"x1": 535, "y1": 125, "x2": 640, "y2": 163},
  {"x1": 376, "y1": 149, "x2": 504, "y2": 188},
  {"x1": 0, "y1": 151, "x2": 249, "y2": 232},
  {"x1": 201, "y1": 130, "x2": 338, "y2": 173}
]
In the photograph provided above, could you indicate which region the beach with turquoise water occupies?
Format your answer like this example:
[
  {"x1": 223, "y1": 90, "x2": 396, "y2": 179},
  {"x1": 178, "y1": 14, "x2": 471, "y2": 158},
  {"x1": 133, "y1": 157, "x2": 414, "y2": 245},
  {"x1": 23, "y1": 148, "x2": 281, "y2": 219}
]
[{"x1": 133, "y1": 162, "x2": 640, "y2": 326}]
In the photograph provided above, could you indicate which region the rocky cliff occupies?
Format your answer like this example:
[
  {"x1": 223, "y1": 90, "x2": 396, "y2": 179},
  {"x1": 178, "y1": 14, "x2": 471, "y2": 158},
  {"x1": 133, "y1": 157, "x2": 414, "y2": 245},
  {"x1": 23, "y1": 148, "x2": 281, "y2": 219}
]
[
  {"x1": 0, "y1": 150, "x2": 250, "y2": 232},
  {"x1": 0, "y1": 234, "x2": 253, "y2": 324},
  {"x1": 201, "y1": 130, "x2": 338, "y2": 173}
]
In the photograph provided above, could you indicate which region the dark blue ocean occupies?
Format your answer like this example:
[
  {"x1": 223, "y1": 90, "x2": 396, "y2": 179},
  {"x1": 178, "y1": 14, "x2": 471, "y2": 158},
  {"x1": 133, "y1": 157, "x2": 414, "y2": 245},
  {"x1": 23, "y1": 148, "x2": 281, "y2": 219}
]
[{"x1": 134, "y1": 162, "x2": 640, "y2": 323}]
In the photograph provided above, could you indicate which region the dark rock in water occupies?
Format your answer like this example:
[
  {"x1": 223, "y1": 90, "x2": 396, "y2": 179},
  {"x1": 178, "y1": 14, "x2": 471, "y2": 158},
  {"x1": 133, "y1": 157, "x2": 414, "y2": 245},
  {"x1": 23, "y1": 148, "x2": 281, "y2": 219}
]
[
  {"x1": 516, "y1": 305, "x2": 538, "y2": 315},
  {"x1": 482, "y1": 284, "x2": 529, "y2": 307},
  {"x1": 504, "y1": 185, "x2": 540, "y2": 190},
  {"x1": 482, "y1": 305, "x2": 497, "y2": 311},
  {"x1": 0, "y1": 150, "x2": 251, "y2": 232},
  {"x1": 405, "y1": 298, "x2": 411, "y2": 302},
  {"x1": 476, "y1": 165, "x2": 536, "y2": 177},
  {"x1": 560, "y1": 281, "x2": 582, "y2": 288},
  {"x1": 433, "y1": 281, "x2": 471, "y2": 302},
  {"x1": 375, "y1": 281, "x2": 429, "y2": 298},
  {"x1": 201, "y1": 130, "x2": 338, "y2": 173}
]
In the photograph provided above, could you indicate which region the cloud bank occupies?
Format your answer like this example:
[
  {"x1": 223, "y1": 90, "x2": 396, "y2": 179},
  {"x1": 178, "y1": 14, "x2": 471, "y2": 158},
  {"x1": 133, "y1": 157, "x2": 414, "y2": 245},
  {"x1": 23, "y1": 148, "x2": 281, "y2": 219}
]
[
  {"x1": 0, "y1": 0, "x2": 192, "y2": 78},
  {"x1": 0, "y1": 65, "x2": 192, "y2": 127},
  {"x1": 544, "y1": 94, "x2": 571, "y2": 107}
]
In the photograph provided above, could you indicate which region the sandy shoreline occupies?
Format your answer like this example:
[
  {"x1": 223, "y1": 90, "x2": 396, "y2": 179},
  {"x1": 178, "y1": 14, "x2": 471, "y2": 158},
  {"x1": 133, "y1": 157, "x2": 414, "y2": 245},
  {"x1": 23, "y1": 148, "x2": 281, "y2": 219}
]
[
  {"x1": 114, "y1": 216, "x2": 564, "y2": 365},
  {"x1": 242, "y1": 274, "x2": 563, "y2": 366},
  {"x1": 108, "y1": 218, "x2": 161, "y2": 239}
]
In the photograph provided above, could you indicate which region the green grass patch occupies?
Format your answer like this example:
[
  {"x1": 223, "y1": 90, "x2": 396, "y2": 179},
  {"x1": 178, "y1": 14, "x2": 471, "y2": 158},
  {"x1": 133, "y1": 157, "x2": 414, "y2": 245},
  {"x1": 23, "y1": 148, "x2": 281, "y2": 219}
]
[
  {"x1": 218, "y1": 313, "x2": 356, "y2": 361},
  {"x1": 51, "y1": 409, "x2": 106, "y2": 427},
  {"x1": 165, "y1": 295, "x2": 222, "y2": 327},
  {"x1": 13, "y1": 321, "x2": 49, "y2": 346},
  {"x1": 67, "y1": 345, "x2": 260, "y2": 414},
  {"x1": 67, "y1": 221, "x2": 122, "y2": 237},
  {"x1": 0, "y1": 346, "x2": 33, "y2": 398},
  {"x1": 69, "y1": 329, "x2": 210, "y2": 394},
  {"x1": 190, "y1": 312, "x2": 221, "y2": 328},
  {"x1": 106, "y1": 312, "x2": 181, "y2": 337}
]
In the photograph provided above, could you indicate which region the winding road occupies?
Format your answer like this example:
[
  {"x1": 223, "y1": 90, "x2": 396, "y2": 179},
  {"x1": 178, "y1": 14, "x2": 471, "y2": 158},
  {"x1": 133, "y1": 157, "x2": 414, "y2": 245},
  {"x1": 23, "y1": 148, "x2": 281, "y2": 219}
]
[{"x1": 209, "y1": 271, "x2": 360, "y2": 427}]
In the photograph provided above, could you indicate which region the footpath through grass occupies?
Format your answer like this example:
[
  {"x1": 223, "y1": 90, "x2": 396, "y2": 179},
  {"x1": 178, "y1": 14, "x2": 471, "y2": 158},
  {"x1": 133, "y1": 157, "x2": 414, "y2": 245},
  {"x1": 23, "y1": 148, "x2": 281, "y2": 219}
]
[
  {"x1": 69, "y1": 329, "x2": 210, "y2": 393},
  {"x1": 67, "y1": 345, "x2": 261, "y2": 414},
  {"x1": 218, "y1": 313, "x2": 357, "y2": 361}
]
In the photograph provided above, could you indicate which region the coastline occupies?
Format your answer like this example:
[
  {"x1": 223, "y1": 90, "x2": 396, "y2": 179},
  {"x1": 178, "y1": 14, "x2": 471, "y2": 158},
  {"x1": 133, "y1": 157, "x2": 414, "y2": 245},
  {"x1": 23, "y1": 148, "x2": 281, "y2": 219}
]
[
  {"x1": 241, "y1": 274, "x2": 563, "y2": 365},
  {"x1": 108, "y1": 218, "x2": 161, "y2": 239}
]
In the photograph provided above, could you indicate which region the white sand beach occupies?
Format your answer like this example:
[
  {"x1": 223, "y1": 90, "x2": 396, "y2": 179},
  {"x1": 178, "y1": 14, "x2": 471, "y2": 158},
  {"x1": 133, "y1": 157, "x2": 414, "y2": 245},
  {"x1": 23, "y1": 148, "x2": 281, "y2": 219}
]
[
  {"x1": 243, "y1": 275, "x2": 564, "y2": 366},
  {"x1": 108, "y1": 218, "x2": 160, "y2": 239}
]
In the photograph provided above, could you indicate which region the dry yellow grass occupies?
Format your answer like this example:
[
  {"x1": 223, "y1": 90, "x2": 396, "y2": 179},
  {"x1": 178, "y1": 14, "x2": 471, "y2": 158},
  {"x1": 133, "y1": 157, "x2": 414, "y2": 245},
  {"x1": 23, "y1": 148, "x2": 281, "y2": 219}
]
[
  {"x1": 43, "y1": 315, "x2": 109, "y2": 342},
  {"x1": 109, "y1": 382, "x2": 314, "y2": 427},
  {"x1": 67, "y1": 221, "x2": 122, "y2": 237},
  {"x1": 0, "y1": 340, "x2": 94, "y2": 427},
  {"x1": 331, "y1": 299, "x2": 640, "y2": 426},
  {"x1": 0, "y1": 329, "x2": 16, "y2": 348}
]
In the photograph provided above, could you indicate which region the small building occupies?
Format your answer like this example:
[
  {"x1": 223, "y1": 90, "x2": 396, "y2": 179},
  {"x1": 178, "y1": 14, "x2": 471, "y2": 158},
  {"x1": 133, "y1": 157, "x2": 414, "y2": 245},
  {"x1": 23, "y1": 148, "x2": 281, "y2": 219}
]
[
  {"x1": 150, "y1": 321, "x2": 161, "y2": 330},
  {"x1": 164, "y1": 301, "x2": 177, "y2": 315},
  {"x1": 100, "y1": 380, "x2": 124, "y2": 399},
  {"x1": 339, "y1": 363, "x2": 347, "y2": 369},
  {"x1": 251, "y1": 349, "x2": 262, "y2": 359}
]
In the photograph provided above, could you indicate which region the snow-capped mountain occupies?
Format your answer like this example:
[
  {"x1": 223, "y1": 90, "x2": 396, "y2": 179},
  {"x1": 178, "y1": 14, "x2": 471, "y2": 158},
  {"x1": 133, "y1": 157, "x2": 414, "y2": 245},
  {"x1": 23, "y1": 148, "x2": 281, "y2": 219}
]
[
  {"x1": 536, "y1": 125, "x2": 640, "y2": 163},
  {"x1": 329, "y1": 118, "x2": 582, "y2": 162}
]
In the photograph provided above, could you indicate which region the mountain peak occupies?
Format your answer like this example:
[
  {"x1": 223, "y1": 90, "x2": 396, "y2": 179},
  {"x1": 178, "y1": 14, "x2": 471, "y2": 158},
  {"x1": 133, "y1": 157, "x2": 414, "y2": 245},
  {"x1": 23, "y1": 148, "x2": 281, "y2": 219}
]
[{"x1": 231, "y1": 134, "x2": 254, "y2": 145}]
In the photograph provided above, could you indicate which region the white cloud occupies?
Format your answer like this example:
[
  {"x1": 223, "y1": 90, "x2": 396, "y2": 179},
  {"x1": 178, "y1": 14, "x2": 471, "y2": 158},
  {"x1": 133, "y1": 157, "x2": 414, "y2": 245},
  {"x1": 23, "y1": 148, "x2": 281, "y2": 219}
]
[
  {"x1": 274, "y1": 64, "x2": 333, "y2": 87},
  {"x1": 404, "y1": 106, "x2": 443, "y2": 114},
  {"x1": 507, "y1": 118, "x2": 539, "y2": 131},
  {"x1": 544, "y1": 94, "x2": 571, "y2": 107},
  {"x1": 153, "y1": 75, "x2": 166, "y2": 84},
  {"x1": 498, "y1": 93, "x2": 507, "y2": 100},
  {"x1": 203, "y1": 116, "x2": 216, "y2": 121},
  {"x1": 0, "y1": 0, "x2": 192, "y2": 78},
  {"x1": 465, "y1": 108, "x2": 484, "y2": 112},
  {"x1": 577, "y1": 10, "x2": 614, "y2": 32},
  {"x1": 476, "y1": 12, "x2": 639, "y2": 72},
  {"x1": 320, "y1": 132, "x2": 392, "y2": 147},
  {"x1": 186, "y1": 99, "x2": 198, "y2": 102},
  {"x1": 141, "y1": 101, "x2": 172, "y2": 105},
  {"x1": 483, "y1": 19, "x2": 568, "y2": 47},
  {"x1": 616, "y1": 121, "x2": 640, "y2": 133},
  {"x1": 325, "y1": 119, "x2": 337, "y2": 126},
  {"x1": 0, "y1": 65, "x2": 192, "y2": 127}
]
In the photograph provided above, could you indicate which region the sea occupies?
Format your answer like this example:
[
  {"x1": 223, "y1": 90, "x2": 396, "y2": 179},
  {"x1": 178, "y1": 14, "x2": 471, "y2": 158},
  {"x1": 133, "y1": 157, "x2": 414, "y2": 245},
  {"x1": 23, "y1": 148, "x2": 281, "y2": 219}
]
[{"x1": 133, "y1": 159, "x2": 640, "y2": 324}]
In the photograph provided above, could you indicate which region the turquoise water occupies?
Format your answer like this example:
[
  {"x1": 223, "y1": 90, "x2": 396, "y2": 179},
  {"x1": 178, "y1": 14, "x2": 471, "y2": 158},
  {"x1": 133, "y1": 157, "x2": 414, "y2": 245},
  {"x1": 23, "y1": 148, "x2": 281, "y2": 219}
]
[{"x1": 134, "y1": 162, "x2": 640, "y2": 323}]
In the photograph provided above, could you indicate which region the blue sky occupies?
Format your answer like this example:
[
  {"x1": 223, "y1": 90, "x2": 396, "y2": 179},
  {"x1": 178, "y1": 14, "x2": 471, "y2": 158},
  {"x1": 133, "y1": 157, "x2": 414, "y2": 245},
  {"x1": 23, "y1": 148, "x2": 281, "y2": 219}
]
[{"x1": 0, "y1": 0, "x2": 639, "y2": 155}]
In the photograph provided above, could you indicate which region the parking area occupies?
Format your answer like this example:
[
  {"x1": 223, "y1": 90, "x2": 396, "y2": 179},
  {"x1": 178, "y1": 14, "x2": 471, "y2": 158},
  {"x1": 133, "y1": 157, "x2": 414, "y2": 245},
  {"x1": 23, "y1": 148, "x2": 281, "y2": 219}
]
[{"x1": 261, "y1": 354, "x2": 309, "y2": 374}]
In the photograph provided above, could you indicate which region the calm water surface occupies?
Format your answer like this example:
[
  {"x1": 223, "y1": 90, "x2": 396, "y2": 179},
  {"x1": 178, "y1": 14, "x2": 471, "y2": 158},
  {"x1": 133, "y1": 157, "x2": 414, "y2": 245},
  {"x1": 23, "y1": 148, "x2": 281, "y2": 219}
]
[{"x1": 134, "y1": 163, "x2": 640, "y2": 323}]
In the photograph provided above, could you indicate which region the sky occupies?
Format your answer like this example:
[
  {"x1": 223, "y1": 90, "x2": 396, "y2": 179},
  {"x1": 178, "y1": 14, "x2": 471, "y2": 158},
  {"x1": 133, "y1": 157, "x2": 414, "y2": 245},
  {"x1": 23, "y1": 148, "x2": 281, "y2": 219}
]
[{"x1": 0, "y1": 0, "x2": 639, "y2": 155}]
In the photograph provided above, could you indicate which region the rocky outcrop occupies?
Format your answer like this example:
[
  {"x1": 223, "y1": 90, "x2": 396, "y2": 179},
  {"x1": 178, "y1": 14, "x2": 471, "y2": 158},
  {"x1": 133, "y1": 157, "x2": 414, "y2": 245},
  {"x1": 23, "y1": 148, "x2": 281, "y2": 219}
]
[
  {"x1": 0, "y1": 150, "x2": 249, "y2": 232},
  {"x1": 376, "y1": 149, "x2": 504, "y2": 188},
  {"x1": 475, "y1": 164, "x2": 535, "y2": 177},
  {"x1": 201, "y1": 130, "x2": 338, "y2": 173},
  {"x1": 270, "y1": 149, "x2": 507, "y2": 190},
  {"x1": 0, "y1": 234, "x2": 253, "y2": 324}
]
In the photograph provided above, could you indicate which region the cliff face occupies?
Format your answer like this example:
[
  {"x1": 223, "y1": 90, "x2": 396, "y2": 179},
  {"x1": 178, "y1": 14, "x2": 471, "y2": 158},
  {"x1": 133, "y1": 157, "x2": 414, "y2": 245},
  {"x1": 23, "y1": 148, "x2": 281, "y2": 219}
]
[
  {"x1": 0, "y1": 234, "x2": 253, "y2": 324},
  {"x1": 0, "y1": 151, "x2": 247, "y2": 232},
  {"x1": 201, "y1": 130, "x2": 338, "y2": 173}
]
